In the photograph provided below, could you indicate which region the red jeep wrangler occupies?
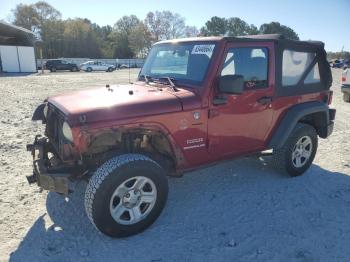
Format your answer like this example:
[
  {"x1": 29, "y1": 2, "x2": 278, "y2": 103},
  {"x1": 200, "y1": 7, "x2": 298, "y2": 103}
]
[{"x1": 27, "y1": 34, "x2": 335, "y2": 237}]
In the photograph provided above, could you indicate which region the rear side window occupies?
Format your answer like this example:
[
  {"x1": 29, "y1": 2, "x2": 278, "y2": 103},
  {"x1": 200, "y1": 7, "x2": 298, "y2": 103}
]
[
  {"x1": 282, "y1": 50, "x2": 320, "y2": 86},
  {"x1": 304, "y1": 63, "x2": 320, "y2": 84},
  {"x1": 221, "y1": 47, "x2": 268, "y2": 89}
]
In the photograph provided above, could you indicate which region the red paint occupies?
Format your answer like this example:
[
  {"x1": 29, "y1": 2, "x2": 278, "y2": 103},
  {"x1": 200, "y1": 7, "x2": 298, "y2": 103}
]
[
  {"x1": 207, "y1": 42, "x2": 275, "y2": 160},
  {"x1": 47, "y1": 37, "x2": 331, "y2": 172}
]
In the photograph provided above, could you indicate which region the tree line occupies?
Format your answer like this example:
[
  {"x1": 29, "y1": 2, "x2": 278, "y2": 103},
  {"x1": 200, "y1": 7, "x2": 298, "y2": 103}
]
[
  {"x1": 11, "y1": 1, "x2": 301, "y2": 59},
  {"x1": 327, "y1": 51, "x2": 350, "y2": 60}
]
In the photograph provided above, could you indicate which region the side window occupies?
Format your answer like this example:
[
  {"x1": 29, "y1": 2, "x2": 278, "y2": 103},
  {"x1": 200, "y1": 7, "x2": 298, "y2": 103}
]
[
  {"x1": 282, "y1": 50, "x2": 318, "y2": 86},
  {"x1": 221, "y1": 47, "x2": 268, "y2": 89},
  {"x1": 304, "y1": 63, "x2": 320, "y2": 84}
]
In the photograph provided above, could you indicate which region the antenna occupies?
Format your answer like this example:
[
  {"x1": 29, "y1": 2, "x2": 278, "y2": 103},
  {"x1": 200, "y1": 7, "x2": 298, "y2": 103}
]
[{"x1": 128, "y1": 58, "x2": 131, "y2": 83}]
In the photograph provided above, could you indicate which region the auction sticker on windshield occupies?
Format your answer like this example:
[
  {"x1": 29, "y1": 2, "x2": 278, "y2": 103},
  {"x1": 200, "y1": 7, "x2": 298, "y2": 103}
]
[{"x1": 191, "y1": 45, "x2": 215, "y2": 57}]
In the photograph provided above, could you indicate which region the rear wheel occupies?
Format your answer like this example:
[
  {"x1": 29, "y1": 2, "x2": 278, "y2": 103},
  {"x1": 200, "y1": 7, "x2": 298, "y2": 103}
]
[
  {"x1": 343, "y1": 93, "x2": 350, "y2": 103},
  {"x1": 50, "y1": 67, "x2": 56, "y2": 72},
  {"x1": 107, "y1": 67, "x2": 113, "y2": 72},
  {"x1": 85, "y1": 154, "x2": 168, "y2": 237},
  {"x1": 86, "y1": 67, "x2": 92, "y2": 72},
  {"x1": 272, "y1": 123, "x2": 318, "y2": 177},
  {"x1": 71, "y1": 66, "x2": 78, "y2": 72}
]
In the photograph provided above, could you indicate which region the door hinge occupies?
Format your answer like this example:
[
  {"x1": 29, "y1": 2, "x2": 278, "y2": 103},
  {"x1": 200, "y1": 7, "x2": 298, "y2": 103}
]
[{"x1": 208, "y1": 109, "x2": 220, "y2": 119}]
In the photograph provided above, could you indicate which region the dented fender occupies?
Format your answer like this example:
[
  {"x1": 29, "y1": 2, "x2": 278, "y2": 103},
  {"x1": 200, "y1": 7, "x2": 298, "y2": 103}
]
[{"x1": 73, "y1": 122, "x2": 188, "y2": 169}]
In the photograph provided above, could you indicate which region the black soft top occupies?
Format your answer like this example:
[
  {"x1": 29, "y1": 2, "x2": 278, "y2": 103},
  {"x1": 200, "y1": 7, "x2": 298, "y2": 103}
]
[
  {"x1": 156, "y1": 34, "x2": 332, "y2": 97},
  {"x1": 227, "y1": 34, "x2": 325, "y2": 49},
  {"x1": 157, "y1": 34, "x2": 325, "y2": 50}
]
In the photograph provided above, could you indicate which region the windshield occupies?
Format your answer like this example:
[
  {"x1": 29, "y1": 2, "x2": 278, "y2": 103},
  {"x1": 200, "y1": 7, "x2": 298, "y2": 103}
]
[{"x1": 139, "y1": 42, "x2": 217, "y2": 86}]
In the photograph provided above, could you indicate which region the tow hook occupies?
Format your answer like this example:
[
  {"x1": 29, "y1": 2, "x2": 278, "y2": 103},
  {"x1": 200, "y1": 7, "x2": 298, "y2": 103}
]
[{"x1": 26, "y1": 173, "x2": 37, "y2": 184}]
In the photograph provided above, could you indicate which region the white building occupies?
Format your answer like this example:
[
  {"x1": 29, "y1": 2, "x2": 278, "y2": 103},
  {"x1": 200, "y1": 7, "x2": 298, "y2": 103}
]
[{"x1": 0, "y1": 21, "x2": 37, "y2": 73}]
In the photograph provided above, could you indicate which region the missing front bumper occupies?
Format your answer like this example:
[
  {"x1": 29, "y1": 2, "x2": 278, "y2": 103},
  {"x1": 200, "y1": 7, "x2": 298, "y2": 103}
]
[{"x1": 26, "y1": 136, "x2": 70, "y2": 196}]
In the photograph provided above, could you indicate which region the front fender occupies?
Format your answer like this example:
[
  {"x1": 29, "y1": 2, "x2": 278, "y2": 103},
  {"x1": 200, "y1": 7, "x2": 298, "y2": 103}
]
[
  {"x1": 32, "y1": 103, "x2": 46, "y2": 121},
  {"x1": 76, "y1": 122, "x2": 188, "y2": 169}
]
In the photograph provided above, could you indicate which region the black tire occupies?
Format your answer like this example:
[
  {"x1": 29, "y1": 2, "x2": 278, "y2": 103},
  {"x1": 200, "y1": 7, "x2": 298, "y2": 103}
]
[
  {"x1": 343, "y1": 93, "x2": 350, "y2": 103},
  {"x1": 86, "y1": 67, "x2": 92, "y2": 72},
  {"x1": 71, "y1": 66, "x2": 78, "y2": 72},
  {"x1": 50, "y1": 67, "x2": 56, "y2": 72},
  {"x1": 272, "y1": 123, "x2": 318, "y2": 177},
  {"x1": 107, "y1": 67, "x2": 113, "y2": 72},
  {"x1": 85, "y1": 154, "x2": 168, "y2": 238}
]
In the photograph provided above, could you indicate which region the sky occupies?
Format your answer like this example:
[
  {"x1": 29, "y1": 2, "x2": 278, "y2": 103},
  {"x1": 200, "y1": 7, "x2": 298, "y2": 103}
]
[{"x1": 0, "y1": 0, "x2": 349, "y2": 51}]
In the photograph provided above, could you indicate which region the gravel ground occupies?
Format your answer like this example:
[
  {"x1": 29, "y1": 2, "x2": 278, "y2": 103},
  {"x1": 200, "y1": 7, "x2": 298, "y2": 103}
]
[{"x1": 0, "y1": 69, "x2": 349, "y2": 262}]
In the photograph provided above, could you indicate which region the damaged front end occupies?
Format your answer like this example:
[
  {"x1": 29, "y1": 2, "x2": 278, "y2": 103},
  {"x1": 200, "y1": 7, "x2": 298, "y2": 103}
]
[
  {"x1": 26, "y1": 136, "x2": 71, "y2": 195},
  {"x1": 27, "y1": 103, "x2": 85, "y2": 196}
]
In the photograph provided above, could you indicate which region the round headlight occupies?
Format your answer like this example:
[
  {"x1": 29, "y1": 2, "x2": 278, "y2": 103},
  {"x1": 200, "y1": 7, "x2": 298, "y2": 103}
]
[
  {"x1": 43, "y1": 104, "x2": 48, "y2": 118},
  {"x1": 62, "y1": 121, "x2": 73, "y2": 142}
]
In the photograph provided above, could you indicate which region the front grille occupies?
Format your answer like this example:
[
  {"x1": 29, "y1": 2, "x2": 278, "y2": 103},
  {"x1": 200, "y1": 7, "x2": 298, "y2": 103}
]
[{"x1": 45, "y1": 104, "x2": 64, "y2": 153}]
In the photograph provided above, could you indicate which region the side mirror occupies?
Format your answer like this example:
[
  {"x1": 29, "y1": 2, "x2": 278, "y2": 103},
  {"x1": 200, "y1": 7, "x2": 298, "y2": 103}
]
[{"x1": 218, "y1": 75, "x2": 244, "y2": 94}]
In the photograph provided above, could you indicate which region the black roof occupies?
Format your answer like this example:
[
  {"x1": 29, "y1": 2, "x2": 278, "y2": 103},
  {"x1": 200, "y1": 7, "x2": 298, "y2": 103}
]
[
  {"x1": 157, "y1": 34, "x2": 325, "y2": 49},
  {"x1": 225, "y1": 34, "x2": 325, "y2": 48}
]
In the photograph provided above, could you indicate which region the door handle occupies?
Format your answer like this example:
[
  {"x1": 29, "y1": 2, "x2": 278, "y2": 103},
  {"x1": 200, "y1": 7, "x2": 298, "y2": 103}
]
[{"x1": 257, "y1": 96, "x2": 273, "y2": 105}]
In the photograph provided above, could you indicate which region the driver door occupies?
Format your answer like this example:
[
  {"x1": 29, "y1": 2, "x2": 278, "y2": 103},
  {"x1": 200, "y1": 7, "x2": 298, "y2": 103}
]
[{"x1": 208, "y1": 42, "x2": 275, "y2": 160}]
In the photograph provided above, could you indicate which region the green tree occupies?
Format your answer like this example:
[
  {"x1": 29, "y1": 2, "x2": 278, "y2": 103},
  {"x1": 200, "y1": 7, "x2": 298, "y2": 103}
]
[
  {"x1": 114, "y1": 15, "x2": 140, "y2": 34},
  {"x1": 128, "y1": 23, "x2": 152, "y2": 58},
  {"x1": 248, "y1": 24, "x2": 259, "y2": 35},
  {"x1": 33, "y1": 1, "x2": 61, "y2": 25},
  {"x1": 109, "y1": 15, "x2": 142, "y2": 58},
  {"x1": 12, "y1": 4, "x2": 39, "y2": 30},
  {"x1": 91, "y1": 24, "x2": 113, "y2": 58},
  {"x1": 9, "y1": 2, "x2": 302, "y2": 59},
  {"x1": 259, "y1": 22, "x2": 299, "y2": 40},
  {"x1": 327, "y1": 51, "x2": 350, "y2": 60},
  {"x1": 40, "y1": 19, "x2": 65, "y2": 58},
  {"x1": 12, "y1": 1, "x2": 61, "y2": 31},
  {"x1": 63, "y1": 18, "x2": 101, "y2": 58},
  {"x1": 200, "y1": 16, "x2": 227, "y2": 36},
  {"x1": 201, "y1": 17, "x2": 259, "y2": 37},
  {"x1": 226, "y1": 17, "x2": 253, "y2": 36}
]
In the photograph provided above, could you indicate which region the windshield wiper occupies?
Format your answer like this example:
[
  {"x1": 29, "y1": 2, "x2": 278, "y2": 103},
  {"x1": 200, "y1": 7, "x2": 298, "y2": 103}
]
[
  {"x1": 140, "y1": 74, "x2": 179, "y2": 91},
  {"x1": 140, "y1": 74, "x2": 152, "y2": 84},
  {"x1": 158, "y1": 77, "x2": 179, "y2": 92}
]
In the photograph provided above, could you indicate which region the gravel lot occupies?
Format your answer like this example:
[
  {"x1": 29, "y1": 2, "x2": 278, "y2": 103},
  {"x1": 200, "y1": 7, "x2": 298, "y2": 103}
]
[{"x1": 0, "y1": 69, "x2": 349, "y2": 261}]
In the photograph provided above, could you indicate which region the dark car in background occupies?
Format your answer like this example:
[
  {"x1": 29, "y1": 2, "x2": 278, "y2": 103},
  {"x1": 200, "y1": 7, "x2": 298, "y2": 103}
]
[
  {"x1": 45, "y1": 59, "x2": 79, "y2": 72},
  {"x1": 331, "y1": 59, "x2": 345, "y2": 68},
  {"x1": 343, "y1": 59, "x2": 350, "y2": 69}
]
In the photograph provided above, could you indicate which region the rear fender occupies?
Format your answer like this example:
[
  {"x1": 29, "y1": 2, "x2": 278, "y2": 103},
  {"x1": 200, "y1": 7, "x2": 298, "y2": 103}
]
[{"x1": 268, "y1": 101, "x2": 332, "y2": 149}]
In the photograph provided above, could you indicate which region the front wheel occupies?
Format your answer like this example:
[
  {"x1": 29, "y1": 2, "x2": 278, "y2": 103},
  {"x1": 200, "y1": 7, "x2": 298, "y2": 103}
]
[
  {"x1": 343, "y1": 93, "x2": 350, "y2": 103},
  {"x1": 85, "y1": 154, "x2": 168, "y2": 237},
  {"x1": 272, "y1": 123, "x2": 318, "y2": 177}
]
